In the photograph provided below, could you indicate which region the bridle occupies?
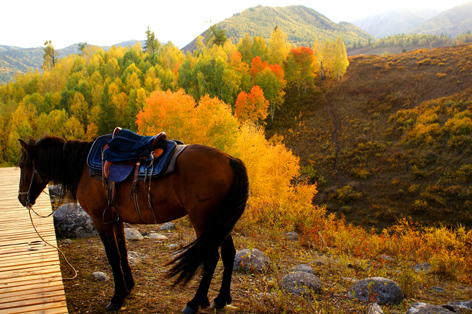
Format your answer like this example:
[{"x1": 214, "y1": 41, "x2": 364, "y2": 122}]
[{"x1": 18, "y1": 168, "x2": 47, "y2": 209}]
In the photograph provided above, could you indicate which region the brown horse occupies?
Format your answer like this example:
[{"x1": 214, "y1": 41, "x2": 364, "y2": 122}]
[{"x1": 17, "y1": 135, "x2": 249, "y2": 313}]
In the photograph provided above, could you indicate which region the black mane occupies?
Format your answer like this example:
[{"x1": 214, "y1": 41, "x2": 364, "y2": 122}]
[{"x1": 33, "y1": 135, "x2": 93, "y2": 200}]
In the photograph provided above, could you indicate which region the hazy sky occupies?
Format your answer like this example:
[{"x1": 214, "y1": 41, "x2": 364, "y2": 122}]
[{"x1": 2, "y1": 0, "x2": 470, "y2": 49}]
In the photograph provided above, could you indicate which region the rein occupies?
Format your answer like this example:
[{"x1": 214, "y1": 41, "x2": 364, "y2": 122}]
[{"x1": 18, "y1": 167, "x2": 78, "y2": 280}]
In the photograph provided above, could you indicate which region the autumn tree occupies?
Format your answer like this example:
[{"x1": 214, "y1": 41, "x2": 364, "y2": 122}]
[
  {"x1": 43, "y1": 40, "x2": 59, "y2": 70},
  {"x1": 144, "y1": 27, "x2": 161, "y2": 54},
  {"x1": 234, "y1": 85, "x2": 269, "y2": 123},
  {"x1": 268, "y1": 26, "x2": 290, "y2": 65},
  {"x1": 136, "y1": 89, "x2": 238, "y2": 151},
  {"x1": 333, "y1": 37, "x2": 349, "y2": 80},
  {"x1": 252, "y1": 36, "x2": 268, "y2": 62},
  {"x1": 205, "y1": 24, "x2": 227, "y2": 47},
  {"x1": 254, "y1": 65, "x2": 286, "y2": 121},
  {"x1": 312, "y1": 37, "x2": 324, "y2": 79},
  {"x1": 284, "y1": 46, "x2": 315, "y2": 97},
  {"x1": 237, "y1": 34, "x2": 253, "y2": 64}
]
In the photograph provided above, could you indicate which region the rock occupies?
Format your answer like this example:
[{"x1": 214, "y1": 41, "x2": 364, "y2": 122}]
[
  {"x1": 124, "y1": 227, "x2": 144, "y2": 240},
  {"x1": 430, "y1": 286, "x2": 445, "y2": 293},
  {"x1": 367, "y1": 303, "x2": 384, "y2": 314},
  {"x1": 413, "y1": 262, "x2": 432, "y2": 273},
  {"x1": 312, "y1": 259, "x2": 326, "y2": 266},
  {"x1": 61, "y1": 238, "x2": 73, "y2": 245},
  {"x1": 406, "y1": 302, "x2": 457, "y2": 314},
  {"x1": 160, "y1": 222, "x2": 176, "y2": 231},
  {"x1": 91, "y1": 271, "x2": 109, "y2": 281},
  {"x1": 378, "y1": 255, "x2": 395, "y2": 263},
  {"x1": 348, "y1": 277, "x2": 404, "y2": 305},
  {"x1": 233, "y1": 249, "x2": 270, "y2": 273},
  {"x1": 53, "y1": 203, "x2": 97, "y2": 238},
  {"x1": 280, "y1": 271, "x2": 322, "y2": 296},
  {"x1": 290, "y1": 264, "x2": 315, "y2": 275},
  {"x1": 447, "y1": 301, "x2": 472, "y2": 311},
  {"x1": 284, "y1": 232, "x2": 299, "y2": 241},
  {"x1": 127, "y1": 251, "x2": 141, "y2": 265},
  {"x1": 168, "y1": 244, "x2": 179, "y2": 250},
  {"x1": 149, "y1": 232, "x2": 168, "y2": 240}
]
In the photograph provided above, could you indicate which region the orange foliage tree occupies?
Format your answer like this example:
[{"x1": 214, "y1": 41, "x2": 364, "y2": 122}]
[
  {"x1": 234, "y1": 85, "x2": 269, "y2": 123},
  {"x1": 136, "y1": 89, "x2": 238, "y2": 151}
]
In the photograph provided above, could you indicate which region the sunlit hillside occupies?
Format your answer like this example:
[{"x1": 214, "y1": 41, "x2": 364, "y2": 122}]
[{"x1": 268, "y1": 43, "x2": 472, "y2": 230}]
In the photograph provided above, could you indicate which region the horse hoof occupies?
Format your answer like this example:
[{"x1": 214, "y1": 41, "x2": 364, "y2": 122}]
[
  {"x1": 210, "y1": 300, "x2": 229, "y2": 310},
  {"x1": 182, "y1": 304, "x2": 197, "y2": 314},
  {"x1": 106, "y1": 302, "x2": 122, "y2": 311}
]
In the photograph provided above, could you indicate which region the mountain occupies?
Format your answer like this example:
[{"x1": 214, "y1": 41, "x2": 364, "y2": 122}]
[
  {"x1": 408, "y1": 1, "x2": 472, "y2": 37},
  {"x1": 182, "y1": 5, "x2": 375, "y2": 53},
  {"x1": 351, "y1": 9, "x2": 439, "y2": 38},
  {"x1": 0, "y1": 40, "x2": 139, "y2": 85}
]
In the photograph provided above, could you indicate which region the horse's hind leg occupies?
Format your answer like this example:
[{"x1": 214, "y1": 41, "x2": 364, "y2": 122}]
[
  {"x1": 211, "y1": 235, "x2": 235, "y2": 309},
  {"x1": 114, "y1": 222, "x2": 135, "y2": 292},
  {"x1": 183, "y1": 249, "x2": 219, "y2": 314},
  {"x1": 95, "y1": 222, "x2": 130, "y2": 311}
]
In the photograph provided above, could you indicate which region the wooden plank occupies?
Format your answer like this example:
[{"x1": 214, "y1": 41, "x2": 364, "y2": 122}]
[
  {"x1": 0, "y1": 296, "x2": 67, "y2": 314},
  {"x1": 0, "y1": 167, "x2": 68, "y2": 313}
]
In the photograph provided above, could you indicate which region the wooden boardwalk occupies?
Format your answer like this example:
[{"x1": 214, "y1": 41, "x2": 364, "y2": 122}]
[{"x1": 0, "y1": 167, "x2": 68, "y2": 314}]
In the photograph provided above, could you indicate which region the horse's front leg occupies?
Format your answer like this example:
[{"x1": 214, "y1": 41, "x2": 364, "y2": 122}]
[
  {"x1": 114, "y1": 222, "x2": 135, "y2": 292},
  {"x1": 95, "y1": 221, "x2": 130, "y2": 311}
]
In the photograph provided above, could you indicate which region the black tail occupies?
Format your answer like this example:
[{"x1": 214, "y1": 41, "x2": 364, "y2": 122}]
[{"x1": 165, "y1": 157, "x2": 249, "y2": 285}]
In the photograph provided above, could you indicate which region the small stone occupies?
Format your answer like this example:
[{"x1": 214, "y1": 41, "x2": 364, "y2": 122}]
[
  {"x1": 127, "y1": 251, "x2": 141, "y2": 265},
  {"x1": 367, "y1": 303, "x2": 384, "y2": 314},
  {"x1": 430, "y1": 286, "x2": 445, "y2": 293},
  {"x1": 149, "y1": 233, "x2": 168, "y2": 240},
  {"x1": 124, "y1": 227, "x2": 144, "y2": 240},
  {"x1": 413, "y1": 262, "x2": 432, "y2": 273},
  {"x1": 290, "y1": 264, "x2": 315, "y2": 274},
  {"x1": 168, "y1": 244, "x2": 179, "y2": 250},
  {"x1": 160, "y1": 222, "x2": 176, "y2": 231},
  {"x1": 378, "y1": 255, "x2": 395, "y2": 263},
  {"x1": 284, "y1": 232, "x2": 299, "y2": 241},
  {"x1": 280, "y1": 271, "x2": 322, "y2": 296},
  {"x1": 91, "y1": 271, "x2": 109, "y2": 281},
  {"x1": 61, "y1": 238, "x2": 73, "y2": 245}
]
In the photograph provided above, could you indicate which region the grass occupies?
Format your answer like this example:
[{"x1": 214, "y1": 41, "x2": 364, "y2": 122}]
[{"x1": 58, "y1": 217, "x2": 472, "y2": 313}]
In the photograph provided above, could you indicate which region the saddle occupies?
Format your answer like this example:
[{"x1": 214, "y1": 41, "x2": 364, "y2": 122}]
[{"x1": 86, "y1": 127, "x2": 187, "y2": 224}]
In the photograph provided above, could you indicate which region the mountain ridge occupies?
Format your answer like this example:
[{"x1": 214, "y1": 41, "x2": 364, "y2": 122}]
[{"x1": 351, "y1": 9, "x2": 440, "y2": 38}]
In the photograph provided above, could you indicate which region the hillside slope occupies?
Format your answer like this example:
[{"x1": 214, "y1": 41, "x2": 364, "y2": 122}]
[
  {"x1": 408, "y1": 1, "x2": 472, "y2": 37},
  {"x1": 351, "y1": 9, "x2": 439, "y2": 38},
  {"x1": 268, "y1": 43, "x2": 472, "y2": 230},
  {"x1": 182, "y1": 5, "x2": 375, "y2": 53}
]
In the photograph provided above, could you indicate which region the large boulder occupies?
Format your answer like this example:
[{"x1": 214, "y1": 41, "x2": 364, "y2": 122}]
[
  {"x1": 233, "y1": 248, "x2": 270, "y2": 273},
  {"x1": 348, "y1": 277, "x2": 404, "y2": 305},
  {"x1": 53, "y1": 203, "x2": 97, "y2": 238},
  {"x1": 407, "y1": 302, "x2": 458, "y2": 314},
  {"x1": 280, "y1": 271, "x2": 322, "y2": 296}
]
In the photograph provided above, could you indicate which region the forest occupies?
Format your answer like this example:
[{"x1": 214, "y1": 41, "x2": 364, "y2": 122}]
[{"x1": 0, "y1": 27, "x2": 349, "y2": 238}]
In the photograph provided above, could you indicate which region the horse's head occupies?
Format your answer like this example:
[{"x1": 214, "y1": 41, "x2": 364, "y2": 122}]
[{"x1": 18, "y1": 138, "x2": 50, "y2": 207}]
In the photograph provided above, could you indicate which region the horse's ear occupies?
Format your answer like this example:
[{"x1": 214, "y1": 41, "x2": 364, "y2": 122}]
[{"x1": 19, "y1": 139, "x2": 28, "y2": 151}]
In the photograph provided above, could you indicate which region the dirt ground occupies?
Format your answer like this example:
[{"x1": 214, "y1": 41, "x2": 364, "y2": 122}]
[{"x1": 57, "y1": 219, "x2": 472, "y2": 314}]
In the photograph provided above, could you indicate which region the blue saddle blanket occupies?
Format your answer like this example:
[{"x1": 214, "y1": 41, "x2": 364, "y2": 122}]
[{"x1": 87, "y1": 133, "x2": 178, "y2": 182}]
